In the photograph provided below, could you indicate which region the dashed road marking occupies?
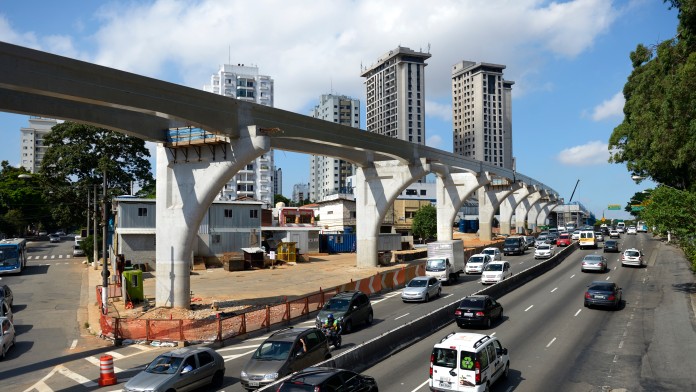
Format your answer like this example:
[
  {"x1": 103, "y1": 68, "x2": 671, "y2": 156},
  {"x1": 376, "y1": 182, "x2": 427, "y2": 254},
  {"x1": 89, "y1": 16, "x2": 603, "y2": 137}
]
[
  {"x1": 395, "y1": 313, "x2": 410, "y2": 321},
  {"x1": 546, "y1": 337, "x2": 556, "y2": 348},
  {"x1": 606, "y1": 276, "x2": 611, "y2": 280},
  {"x1": 218, "y1": 344, "x2": 265, "y2": 352},
  {"x1": 570, "y1": 274, "x2": 576, "y2": 279},
  {"x1": 525, "y1": 305, "x2": 534, "y2": 312},
  {"x1": 69, "y1": 339, "x2": 77, "y2": 350},
  {"x1": 550, "y1": 287, "x2": 558, "y2": 293},
  {"x1": 574, "y1": 309, "x2": 582, "y2": 317},
  {"x1": 618, "y1": 340, "x2": 624, "y2": 349},
  {"x1": 222, "y1": 348, "x2": 257, "y2": 361},
  {"x1": 613, "y1": 355, "x2": 619, "y2": 363}
]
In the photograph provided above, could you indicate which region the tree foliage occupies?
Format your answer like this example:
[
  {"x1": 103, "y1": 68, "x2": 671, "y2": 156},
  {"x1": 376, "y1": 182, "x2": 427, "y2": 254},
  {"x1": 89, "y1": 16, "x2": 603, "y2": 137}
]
[
  {"x1": 0, "y1": 162, "x2": 50, "y2": 236},
  {"x1": 609, "y1": 0, "x2": 696, "y2": 191},
  {"x1": 639, "y1": 186, "x2": 696, "y2": 239},
  {"x1": 39, "y1": 122, "x2": 154, "y2": 230},
  {"x1": 274, "y1": 194, "x2": 290, "y2": 206},
  {"x1": 412, "y1": 204, "x2": 437, "y2": 241},
  {"x1": 624, "y1": 190, "x2": 652, "y2": 217}
]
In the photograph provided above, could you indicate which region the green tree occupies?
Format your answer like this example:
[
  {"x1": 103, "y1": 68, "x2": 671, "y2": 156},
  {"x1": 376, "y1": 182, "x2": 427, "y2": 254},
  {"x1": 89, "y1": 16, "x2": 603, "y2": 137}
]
[
  {"x1": 625, "y1": 190, "x2": 652, "y2": 217},
  {"x1": 609, "y1": 1, "x2": 696, "y2": 191},
  {"x1": 274, "y1": 194, "x2": 290, "y2": 206},
  {"x1": 412, "y1": 204, "x2": 437, "y2": 242},
  {"x1": 39, "y1": 122, "x2": 154, "y2": 230},
  {"x1": 0, "y1": 162, "x2": 50, "y2": 236},
  {"x1": 640, "y1": 186, "x2": 696, "y2": 238}
]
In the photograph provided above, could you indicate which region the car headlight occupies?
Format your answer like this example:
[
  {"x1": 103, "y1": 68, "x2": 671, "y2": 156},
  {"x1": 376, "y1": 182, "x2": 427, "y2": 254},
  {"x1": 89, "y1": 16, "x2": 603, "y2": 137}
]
[
  {"x1": 263, "y1": 373, "x2": 279, "y2": 381},
  {"x1": 240, "y1": 370, "x2": 248, "y2": 379}
]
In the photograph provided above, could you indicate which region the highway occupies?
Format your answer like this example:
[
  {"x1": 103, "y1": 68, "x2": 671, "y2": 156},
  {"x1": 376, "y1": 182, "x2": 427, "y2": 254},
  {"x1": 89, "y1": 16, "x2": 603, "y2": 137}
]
[
  {"x1": 363, "y1": 233, "x2": 696, "y2": 391},
  {"x1": 6, "y1": 234, "x2": 696, "y2": 391}
]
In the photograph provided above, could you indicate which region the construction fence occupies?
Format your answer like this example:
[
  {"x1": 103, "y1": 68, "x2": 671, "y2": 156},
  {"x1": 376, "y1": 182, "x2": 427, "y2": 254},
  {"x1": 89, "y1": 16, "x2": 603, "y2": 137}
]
[{"x1": 97, "y1": 243, "x2": 498, "y2": 343}]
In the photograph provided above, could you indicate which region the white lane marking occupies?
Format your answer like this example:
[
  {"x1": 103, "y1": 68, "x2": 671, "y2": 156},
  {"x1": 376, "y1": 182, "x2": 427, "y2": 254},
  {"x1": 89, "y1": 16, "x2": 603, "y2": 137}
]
[
  {"x1": 70, "y1": 339, "x2": 78, "y2": 350},
  {"x1": 85, "y1": 356, "x2": 123, "y2": 373},
  {"x1": 570, "y1": 274, "x2": 576, "y2": 279},
  {"x1": 442, "y1": 293, "x2": 453, "y2": 298},
  {"x1": 57, "y1": 365, "x2": 98, "y2": 387},
  {"x1": 106, "y1": 351, "x2": 125, "y2": 359},
  {"x1": 619, "y1": 340, "x2": 624, "y2": 349},
  {"x1": 546, "y1": 337, "x2": 556, "y2": 348},
  {"x1": 550, "y1": 287, "x2": 558, "y2": 293},
  {"x1": 574, "y1": 309, "x2": 582, "y2": 317},
  {"x1": 218, "y1": 344, "x2": 265, "y2": 352},
  {"x1": 490, "y1": 332, "x2": 496, "y2": 336},
  {"x1": 524, "y1": 305, "x2": 534, "y2": 312},
  {"x1": 623, "y1": 331, "x2": 628, "y2": 337},
  {"x1": 24, "y1": 365, "x2": 60, "y2": 392},
  {"x1": 627, "y1": 321, "x2": 632, "y2": 327},
  {"x1": 42, "y1": 255, "x2": 48, "y2": 260},
  {"x1": 223, "y1": 348, "x2": 257, "y2": 361},
  {"x1": 395, "y1": 313, "x2": 410, "y2": 321},
  {"x1": 614, "y1": 266, "x2": 617, "y2": 270},
  {"x1": 606, "y1": 276, "x2": 611, "y2": 280},
  {"x1": 613, "y1": 355, "x2": 619, "y2": 363},
  {"x1": 630, "y1": 314, "x2": 634, "y2": 320},
  {"x1": 411, "y1": 379, "x2": 430, "y2": 392}
]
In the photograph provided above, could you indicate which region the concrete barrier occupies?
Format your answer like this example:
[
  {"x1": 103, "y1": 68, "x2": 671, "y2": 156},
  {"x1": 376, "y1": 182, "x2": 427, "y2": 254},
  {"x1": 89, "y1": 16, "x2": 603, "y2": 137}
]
[{"x1": 260, "y1": 242, "x2": 579, "y2": 390}]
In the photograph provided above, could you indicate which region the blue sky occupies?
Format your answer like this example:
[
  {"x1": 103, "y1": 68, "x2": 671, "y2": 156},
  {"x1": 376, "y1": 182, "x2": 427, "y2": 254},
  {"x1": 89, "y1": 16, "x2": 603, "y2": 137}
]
[{"x1": 0, "y1": 0, "x2": 677, "y2": 220}]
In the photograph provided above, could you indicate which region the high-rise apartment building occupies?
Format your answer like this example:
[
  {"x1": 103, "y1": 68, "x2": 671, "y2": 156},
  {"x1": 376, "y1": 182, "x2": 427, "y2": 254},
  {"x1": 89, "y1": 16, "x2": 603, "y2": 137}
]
[
  {"x1": 273, "y1": 167, "x2": 282, "y2": 199},
  {"x1": 292, "y1": 183, "x2": 309, "y2": 204},
  {"x1": 309, "y1": 94, "x2": 360, "y2": 202},
  {"x1": 451, "y1": 61, "x2": 514, "y2": 169},
  {"x1": 203, "y1": 64, "x2": 276, "y2": 207},
  {"x1": 20, "y1": 117, "x2": 59, "y2": 173},
  {"x1": 361, "y1": 46, "x2": 430, "y2": 144}
]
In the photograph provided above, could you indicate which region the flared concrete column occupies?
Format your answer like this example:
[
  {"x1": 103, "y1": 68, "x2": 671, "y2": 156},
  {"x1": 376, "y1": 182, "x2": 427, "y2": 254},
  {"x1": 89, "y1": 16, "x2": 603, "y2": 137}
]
[
  {"x1": 515, "y1": 190, "x2": 543, "y2": 233},
  {"x1": 435, "y1": 171, "x2": 490, "y2": 241},
  {"x1": 155, "y1": 126, "x2": 269, "y2": 308},
  {"x1": 536, "y1": 200, "x2": 559, "y2": 227},
  {"x1": 499, "y1": 185, "x2": 534, "y2": 235},
  {"x1": 528, "y1": 199, "x2": 551, "y2": 231},
  {"x1": 355, "y1": 159, "x2": 429, "y2": 268},
  {"x1": 478, "y1": 181, "x2": 524, "y2": 241}
]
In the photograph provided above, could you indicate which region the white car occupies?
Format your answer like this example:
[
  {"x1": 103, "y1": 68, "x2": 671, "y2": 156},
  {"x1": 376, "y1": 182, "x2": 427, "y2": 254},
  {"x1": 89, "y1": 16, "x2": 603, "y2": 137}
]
[
  {"x1": 621, "y1": 248, "x2": 644, "y2": 267},
  {"x1": 571, "y1": 230, "x2": 581, "y2": 240},
  {"x1": 465, "y1": 254, "x2": 492, "y2": 274},
  {"x1": 627, "y1": 226, "x2": 637, "y2": 235},
  {"x1": 534, "y1": 244, "x2": 555, "y2": 259},
  {"x1": 481, "y1": 261, "x2": 512, "y2": 284},
  {"x1": 481, "y1": 247, "x2": 502, "y2": 261},
  {"x1": 0, "y1": 316, "x2": 15, "y2": 359}
]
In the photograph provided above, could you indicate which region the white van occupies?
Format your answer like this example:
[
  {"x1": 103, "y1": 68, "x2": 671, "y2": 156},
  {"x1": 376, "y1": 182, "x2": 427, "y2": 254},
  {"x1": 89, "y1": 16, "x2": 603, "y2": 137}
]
[
  {"x1": 430, "y1": 332, "x2": 510, "y2": 392},
  {"x1": 579, "y1": 230, "x2": 597, "y2": 249}
]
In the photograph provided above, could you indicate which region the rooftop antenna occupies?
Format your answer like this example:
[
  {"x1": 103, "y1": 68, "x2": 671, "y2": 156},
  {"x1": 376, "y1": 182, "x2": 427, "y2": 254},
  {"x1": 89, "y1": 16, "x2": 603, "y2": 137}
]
[{"x1": 427, "y1": 42, "x2": 431, "y2": 53}]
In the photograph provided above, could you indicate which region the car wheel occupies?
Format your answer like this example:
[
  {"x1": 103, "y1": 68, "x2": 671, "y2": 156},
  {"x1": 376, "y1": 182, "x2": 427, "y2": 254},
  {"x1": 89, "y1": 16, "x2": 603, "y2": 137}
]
[
  {"x1": 344, "y1": 320, "x2": 353, "y2": 334},
  {"x1": 424, "y1": 294, "x2": 430, "y2": 303},
  {"x1": 485, "y1": 317, "x2": 492, "y2": 329},
  {"x1": 498, "y1": 309, "x2": 504, "y2": 321},
  {"x1": 366, "y1": 311, "x2": 374, "y2": 325},
  {"x1": 503, "y1": 362, "x2": 510, "y2": 378},
  {"x1": 584, "y1": 301, "x2": 588, "y2": 307},
  {"x1": 211, "y1": 370, "x2": 224, "y2": 388},
  {"x1": 437, "y1": 287, "x2": 442, "y2": 297}
]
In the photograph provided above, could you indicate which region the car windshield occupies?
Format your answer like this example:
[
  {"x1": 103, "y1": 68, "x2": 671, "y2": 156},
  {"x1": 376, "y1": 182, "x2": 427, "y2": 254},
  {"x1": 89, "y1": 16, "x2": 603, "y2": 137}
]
[
  {"x1": 323, "y1": 298, "x2": 350, "y2": 312},
  {"x1": 504, "y1": 239, "x2": 519, "y2": 246},
  {"x1": 253, "y1": 341, "x2": 293, "y2": 360},
  {"x1": 407, "y1": 279, "x2": 428, "y2": 288},
  {"x1": 484, "y1": 264, "x2": 503, "y2": 271},
  {"x1": 537, "y1": 236, "x2": 548, "y2": 240},
  {"x1": 469, "y1": 256, "x2": 485, "y2": 264},
  {"x1": 589, "y1": 283, "x2": 614, "y2": 291},
  {"x1": 625, "y1": 251, "x2": 640, "y2": 257},
  {"x1": 426, "y1": 259, "x2": 446, "y2": 271},
  {"x1": 606, "y1": 241, "x2": 617, "y2": 246},
  {"x1": 537, "y1": 245, "x2": 550, "y2": 250},
  {"x1": 584, "y1": 255, "x2": 603, "y2": 262},
  {"x1": 145, "y1": 354, "x2": 184, "y2": 374},
  {"x1": 0, "y1": 249, "x2": 19, "y2": 262},
  {"x1": 559, "y1": 235, "x2": 569, "y2": 239},
  {"x1": 482, "y1": 250, "x2": 495, "y2": 256}
]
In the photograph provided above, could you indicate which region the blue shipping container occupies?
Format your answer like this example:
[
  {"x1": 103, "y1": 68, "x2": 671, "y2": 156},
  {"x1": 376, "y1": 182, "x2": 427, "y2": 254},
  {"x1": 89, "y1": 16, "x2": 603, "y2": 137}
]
[{"x1": 319, "y1": 233, "x2": 356, "y2": 253}]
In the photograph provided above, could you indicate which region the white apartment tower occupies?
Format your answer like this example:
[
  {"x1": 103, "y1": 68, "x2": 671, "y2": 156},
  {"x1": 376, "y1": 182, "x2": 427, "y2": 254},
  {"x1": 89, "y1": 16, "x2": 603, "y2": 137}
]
[
  {"x1": 361, "y1": 46, "x2": 430, "y2": 144},
  {"x1": 309, "y1": 94, "x2": 361, "y2": 202},
  {"x1": 20, "y1": 117, "x2": 59, "y2": 173},
  {"x1": 203, "y1": 64, "x2": 276, "y2": 207},
  {"x1": 452, "y1": 61, "x2": 515, "y2": 169},
  {"x1": 292, "y1": 183, "x2": 309, "y2": 204}
]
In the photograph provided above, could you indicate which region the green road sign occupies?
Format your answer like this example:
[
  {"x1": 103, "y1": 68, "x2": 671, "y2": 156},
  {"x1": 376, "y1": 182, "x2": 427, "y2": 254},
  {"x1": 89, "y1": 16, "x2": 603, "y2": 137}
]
[
  {"x1": 631, "y1": 206, "x2": 644, "y2": 211},
  {"x1": 608, "y1": 204, "x2": 621, "y2": 210}
]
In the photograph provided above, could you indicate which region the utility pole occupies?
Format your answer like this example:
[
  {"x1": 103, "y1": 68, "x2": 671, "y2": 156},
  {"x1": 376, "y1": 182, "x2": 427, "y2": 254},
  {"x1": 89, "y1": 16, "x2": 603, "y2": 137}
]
[
  {"x1": 93, "y1": 184, "x2": 98, "y2": 271},
  {"x1": 101, "y1": 170, "x2": 109, "y2": 315}
]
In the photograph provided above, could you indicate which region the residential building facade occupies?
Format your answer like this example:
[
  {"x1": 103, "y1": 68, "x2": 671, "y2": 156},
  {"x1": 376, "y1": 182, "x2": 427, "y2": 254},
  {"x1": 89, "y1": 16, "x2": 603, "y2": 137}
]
[
  {"x1": 451, "y1": 61, "x2": 514, "y2": 169},
  {"x1": 361, "y1": 46, "x2": 430, "y2": 144},
  {"x1": 308, "y1": 94, "x2": 360, "y2": 202},
  {"x1": 292, "y1": 182, "x2": 309, "y2": 204},
  {"x1": 203, "y1": 63, "x2": 275, "y2": 207},
  {"x1": 19, "y1": 117, "x2": 59, "y2": 173}
]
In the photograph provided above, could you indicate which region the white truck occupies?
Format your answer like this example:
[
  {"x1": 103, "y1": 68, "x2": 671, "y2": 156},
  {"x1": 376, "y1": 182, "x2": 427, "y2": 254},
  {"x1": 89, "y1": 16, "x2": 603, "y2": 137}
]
[{"x1": 425, "y1": 240, "x2": 465, "y2": 285}]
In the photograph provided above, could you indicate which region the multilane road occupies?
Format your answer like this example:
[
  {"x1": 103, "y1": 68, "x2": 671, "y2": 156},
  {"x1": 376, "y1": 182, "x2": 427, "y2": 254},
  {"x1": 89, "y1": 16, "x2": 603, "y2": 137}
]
[{"x1": 4, "y1": 234, "x2": 695, "y2": 391}]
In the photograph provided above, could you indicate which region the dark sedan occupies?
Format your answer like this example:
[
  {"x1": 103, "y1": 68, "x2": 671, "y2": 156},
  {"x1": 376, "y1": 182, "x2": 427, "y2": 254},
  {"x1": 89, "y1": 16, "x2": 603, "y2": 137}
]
[
  {"x1": 603, "y1": 240, "x2": 620, "y2": 253},
  {"x1": 277, "y1": 367, "x2": 378, "y2": 391},
  {"x1": 0, "y1": 285, "x2": 13, "y2": 308},
  {"x1": 584, "y1": 281, "x2": 622, "y2": 309},
  {"x1": 454, "y1": 295, "x2": 503, "y2": 329}
]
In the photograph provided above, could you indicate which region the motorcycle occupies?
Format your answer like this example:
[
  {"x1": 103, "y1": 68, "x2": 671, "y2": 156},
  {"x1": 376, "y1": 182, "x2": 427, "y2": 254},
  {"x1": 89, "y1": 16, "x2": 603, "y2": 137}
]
[{"x1": 322, "y1": 326, "x2": 342, "y2": 349}]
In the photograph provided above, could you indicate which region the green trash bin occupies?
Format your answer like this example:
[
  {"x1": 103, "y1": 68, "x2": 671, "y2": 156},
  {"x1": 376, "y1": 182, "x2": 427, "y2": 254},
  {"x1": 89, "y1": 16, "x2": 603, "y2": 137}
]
[{"x1": 122, "y1": 269, "x2": 144, "y2": 302}]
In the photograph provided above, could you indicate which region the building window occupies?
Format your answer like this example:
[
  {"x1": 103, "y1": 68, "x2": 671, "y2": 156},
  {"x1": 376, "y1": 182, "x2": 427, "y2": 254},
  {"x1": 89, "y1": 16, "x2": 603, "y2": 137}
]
[
  {"x1": 224, "y1": 209, "x2": 233, "y2": 218},
  {"x1": 138, "y1": 208, "x2": 148, "y2": 217},
  {"x1": 420, "y1": 189, "x2": 427, "y2": 196},
  {"x1": 405, "y1": 189, "x2": 417, "y2": 195},
  {"x1": 249, "y1": 209, "x2": 258, "y2": 218},
  {"x1": 212, "y1": 234, "x2": 221, "y2": 244}
]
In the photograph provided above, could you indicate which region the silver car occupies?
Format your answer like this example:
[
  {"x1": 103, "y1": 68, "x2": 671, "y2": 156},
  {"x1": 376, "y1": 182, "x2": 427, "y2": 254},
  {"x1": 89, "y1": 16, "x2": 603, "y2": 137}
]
[
  {"x1": 124, "y1": 346, "x2": 225, "y2": 392},
  {"x1": 0, "y1": 316, "x2": 15, "y2": 360},
  {"x1": 581, "y1": 254, "x2": 608, "y2": 273},
  {"x1": 401, "y1": 276, "x2": 441, "y2": 302}
]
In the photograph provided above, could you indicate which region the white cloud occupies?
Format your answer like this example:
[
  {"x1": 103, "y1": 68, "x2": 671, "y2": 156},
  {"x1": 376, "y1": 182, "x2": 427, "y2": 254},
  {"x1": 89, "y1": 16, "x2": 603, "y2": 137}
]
[
  {"x1": 557, "y1": 141, "x2": 610, "y2": 166},
  {"x1": 425, "y1": 100, "x2": 451, "y2": 121},
  {"x1": 591, "y1": 91, "x2": 625, "y2": 121},
  {"x1": 0, "y1": 0, "x2": 623, "y2": 113},
  {"x1": 427, "y1": 134, "x2": 443, "y2": 149}
]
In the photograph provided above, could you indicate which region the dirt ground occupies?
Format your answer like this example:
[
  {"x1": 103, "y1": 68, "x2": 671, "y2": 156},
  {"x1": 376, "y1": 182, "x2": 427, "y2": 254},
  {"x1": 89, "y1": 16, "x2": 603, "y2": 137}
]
[{"x1": 111, "y1": 233, "x2": 502, "y2": 320}]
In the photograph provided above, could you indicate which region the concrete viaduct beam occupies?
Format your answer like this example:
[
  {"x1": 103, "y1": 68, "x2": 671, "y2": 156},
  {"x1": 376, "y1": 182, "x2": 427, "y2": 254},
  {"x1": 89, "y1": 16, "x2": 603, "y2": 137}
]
[
  {"x1": 499, "y1": 185, "x2": 536, "y2": 235},
  {"x1": 433, "y1": 170, "x2": 491, "y2": 241},
  {"x1": 478, "y1": 181, "x2": 524, "y2": 241}
]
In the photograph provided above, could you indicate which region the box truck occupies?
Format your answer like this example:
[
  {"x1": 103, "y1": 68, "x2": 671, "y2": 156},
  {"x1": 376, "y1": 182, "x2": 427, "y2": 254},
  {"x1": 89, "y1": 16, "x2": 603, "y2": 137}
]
[{"x1": 425, "y1": 240, "x2": 465, "y2": 284}]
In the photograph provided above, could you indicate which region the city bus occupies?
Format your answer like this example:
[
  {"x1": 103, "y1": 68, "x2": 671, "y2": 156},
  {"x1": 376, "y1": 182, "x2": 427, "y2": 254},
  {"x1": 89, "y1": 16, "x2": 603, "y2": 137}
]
[{"x1": 0, "y1": 238, "x2": 28, "y2": 274}]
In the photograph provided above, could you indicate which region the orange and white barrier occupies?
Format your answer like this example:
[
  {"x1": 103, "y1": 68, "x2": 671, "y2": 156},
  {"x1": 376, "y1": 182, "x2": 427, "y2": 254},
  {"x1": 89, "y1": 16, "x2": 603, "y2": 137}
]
[{"x1": 98, "y1": 355, "x2": 117, "y2": 386}]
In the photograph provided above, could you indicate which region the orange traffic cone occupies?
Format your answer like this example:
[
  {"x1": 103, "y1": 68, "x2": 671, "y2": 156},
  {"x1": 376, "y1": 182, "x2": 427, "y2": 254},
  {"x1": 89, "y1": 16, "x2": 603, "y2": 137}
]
[{"x1": 98, "y1": 354, "x2": 117, "y2": 386}]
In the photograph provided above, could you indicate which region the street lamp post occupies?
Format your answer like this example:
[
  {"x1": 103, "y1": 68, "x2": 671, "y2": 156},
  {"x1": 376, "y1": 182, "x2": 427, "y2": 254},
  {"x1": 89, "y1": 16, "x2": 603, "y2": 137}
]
[{"x1": 100, "y1": 170, "x2": 109, "y2": 315}]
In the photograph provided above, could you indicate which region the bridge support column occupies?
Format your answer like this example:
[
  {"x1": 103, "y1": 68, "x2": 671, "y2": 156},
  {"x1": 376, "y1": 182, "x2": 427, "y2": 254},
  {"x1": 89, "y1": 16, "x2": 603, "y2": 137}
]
[
  {"x1": 499, "y1": 186, "x2": 533, "y2": 236},
  {"x1": 435, "y1": 172, "x2": 489, "y2": 241},
  {"x1": 355, "y1": 159, "x2": 429, "y2": 268},
  {"x1": 155, "y1": 126, "x2": 269, "y2": 308},
  {"x1": 515, "y1": 191, "x2": 543, "y2": 233},
  {"x1": 477, "y1": 181, "x2": 524, "y2": 242}
]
